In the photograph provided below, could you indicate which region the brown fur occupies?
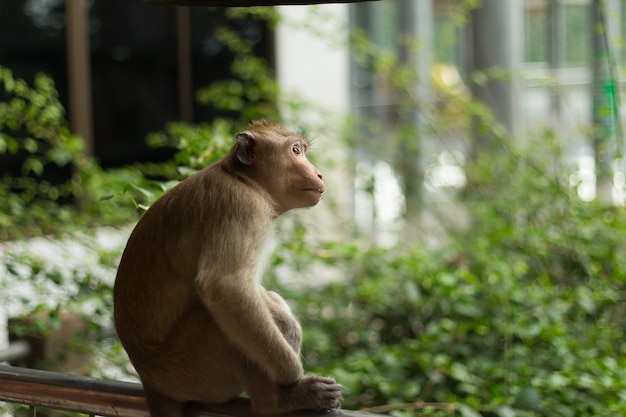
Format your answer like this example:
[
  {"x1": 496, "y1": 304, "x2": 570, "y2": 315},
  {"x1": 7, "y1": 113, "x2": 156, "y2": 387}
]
[{"x1": 113, "y1": 120, "x2": 340, "y2": 417}]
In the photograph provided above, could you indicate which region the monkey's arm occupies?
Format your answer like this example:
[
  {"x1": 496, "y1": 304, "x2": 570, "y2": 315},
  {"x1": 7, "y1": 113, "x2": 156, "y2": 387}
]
[{"x1": 196, "y1": 273, "x2": 305, "y2": 385}]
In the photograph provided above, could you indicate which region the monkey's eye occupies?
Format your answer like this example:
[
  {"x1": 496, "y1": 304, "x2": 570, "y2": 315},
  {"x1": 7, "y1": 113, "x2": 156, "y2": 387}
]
[{"x1": 292, "y1": 144, "x2": 303, "y2": 155}]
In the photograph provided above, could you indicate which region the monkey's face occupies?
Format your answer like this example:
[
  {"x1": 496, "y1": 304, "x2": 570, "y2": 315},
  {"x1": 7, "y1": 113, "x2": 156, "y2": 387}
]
[
  {"x1": 252, "y1": 135, "x2": 324, "y2": 215},
  {"x1": 234, "y1": 123, "x2": 325, "y2": 216},
  {"x1": 276, "y1": 137, "x2": 325, "y2": 212}
]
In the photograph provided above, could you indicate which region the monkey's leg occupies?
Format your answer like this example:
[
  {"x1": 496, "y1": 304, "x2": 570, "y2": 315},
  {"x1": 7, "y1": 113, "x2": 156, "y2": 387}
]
[
  {"x1": 129, "y1": 304, "x2": 245, "y2": 414},
  {"x1": 144, "y1": 387, "x2": 186, "y2": 417},
  {"x1": 264, "y1": 290, "x2": 302, "y2": 352}
]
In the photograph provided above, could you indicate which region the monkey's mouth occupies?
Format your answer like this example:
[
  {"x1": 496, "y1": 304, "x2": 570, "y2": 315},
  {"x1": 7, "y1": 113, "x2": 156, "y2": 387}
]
[{"x1": 303, "y1": 188, "x2": 324, "y2": 195}]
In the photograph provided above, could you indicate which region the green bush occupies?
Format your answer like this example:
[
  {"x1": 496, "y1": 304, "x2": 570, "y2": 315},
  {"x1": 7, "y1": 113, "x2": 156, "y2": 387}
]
[
  {"x1": 283, "y1": 137, "x2": 626, "y2": 417},
  {"x1": 0, "y1": 66, "x2": 88, "y2": 239},
  {"x1": 0, "y1": 67, "x2": 156, "y2": 238}
]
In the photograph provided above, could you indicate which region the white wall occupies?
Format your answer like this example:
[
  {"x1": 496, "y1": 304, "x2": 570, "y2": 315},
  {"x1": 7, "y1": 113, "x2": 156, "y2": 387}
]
[
  {"x1": 275, "y1": 4, "x2": 350, "y2": 123},
  {"x1": 273, "y1": 5, "x2": 355, "y2": 278}
]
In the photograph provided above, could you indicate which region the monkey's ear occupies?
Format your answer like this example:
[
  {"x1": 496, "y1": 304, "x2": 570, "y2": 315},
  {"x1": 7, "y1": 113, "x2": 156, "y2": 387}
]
[{"x1": 235, "y1": 132, "x2": 256, "y2": 165}]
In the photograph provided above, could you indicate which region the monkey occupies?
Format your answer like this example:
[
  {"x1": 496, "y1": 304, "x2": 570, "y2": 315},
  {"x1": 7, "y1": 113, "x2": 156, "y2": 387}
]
[{"x1": 113, "y1": 120, "x2": 341, "y2": 417}]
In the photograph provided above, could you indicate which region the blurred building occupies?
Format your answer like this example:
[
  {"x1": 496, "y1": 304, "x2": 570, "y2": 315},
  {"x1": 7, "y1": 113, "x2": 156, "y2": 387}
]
[
  {"x1": 279, "y1": 0, "x2": 626, "y2": 241},
  {"x1": 0, "y1": 0, "x2": 274, "y2": 168},
  {"x1": 2, "y1": 0, "x2": 625, "y2": 239}
]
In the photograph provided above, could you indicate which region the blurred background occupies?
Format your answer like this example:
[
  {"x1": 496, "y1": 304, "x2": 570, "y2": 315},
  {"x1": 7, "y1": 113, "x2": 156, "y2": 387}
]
[{"x1": 1, "y1": 1, "x2": 626, "y2": 416}]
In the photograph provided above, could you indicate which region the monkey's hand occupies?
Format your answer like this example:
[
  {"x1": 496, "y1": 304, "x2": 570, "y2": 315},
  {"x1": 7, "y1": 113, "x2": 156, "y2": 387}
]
[{"x1": 279, "y1": 375, "x2": 342, "y2": 412}]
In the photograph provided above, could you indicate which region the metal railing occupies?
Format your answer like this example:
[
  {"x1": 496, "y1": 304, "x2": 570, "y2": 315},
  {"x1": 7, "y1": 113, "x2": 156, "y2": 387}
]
[
  {"x1": 0, "y1": 364, "x2": 368, "y2": 417},
  {"x1": 0, "y1": 364, "x2": 148, "y2": 417}
]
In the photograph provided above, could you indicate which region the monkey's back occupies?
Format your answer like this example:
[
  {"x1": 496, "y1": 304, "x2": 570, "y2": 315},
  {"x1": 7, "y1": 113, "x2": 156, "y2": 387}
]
[{"x1": 113, "y1": 160, "x2": 275, "y2": 350}]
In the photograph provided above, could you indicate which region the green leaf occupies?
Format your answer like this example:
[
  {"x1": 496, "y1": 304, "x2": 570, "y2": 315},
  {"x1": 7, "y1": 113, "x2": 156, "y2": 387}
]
[
  {"x1": 23, "y1": 137, "x2": 38, "y2": 153},
  {"x1": 512, "y1": 387, "x2": 542, "y2": 411},
  {"x1": 495, "y1": 406, "x2": 516, "y2": 417},
  {"x1": 22, "y1": 158, "x2": 44, "y2": 176},
  {"x1": 458, "y1": 404, "x2": 482, "y2": 417}
]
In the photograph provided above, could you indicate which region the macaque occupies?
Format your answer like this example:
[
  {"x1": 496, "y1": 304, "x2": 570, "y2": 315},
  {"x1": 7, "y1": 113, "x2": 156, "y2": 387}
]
[{"x1": 113, "y1": 120, "x2": 341, "y2": 417}]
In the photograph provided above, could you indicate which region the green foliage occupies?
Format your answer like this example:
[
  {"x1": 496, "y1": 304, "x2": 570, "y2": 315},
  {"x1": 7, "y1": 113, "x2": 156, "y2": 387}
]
[
  {"x1": 195, "y1": 8, "x2": 281, "y2": 122},
  {"x1": 147, "y1": 118, "x2": 235, "y2": 175},
  {"x1": 0, "y1": 67, "x2": 151, "y2": 238},
  {"x1": 280, "y1": 135, "x2": 626, "y2": 417},
  {"x1": 0, "y1": 66, "x2": 86, "y2": 239},
  {"x1": 192, "y1": 7, "x2": 316, "y2": 127}
]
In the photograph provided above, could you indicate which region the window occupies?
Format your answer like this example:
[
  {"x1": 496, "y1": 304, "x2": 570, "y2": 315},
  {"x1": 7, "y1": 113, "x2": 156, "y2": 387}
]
[
  {"x1": 525, "y1": 0, "x2": 549, "y2": 64},
  {"x1": 0, "y1": 0, "x2": 273, "y2": 169},
  {"x1": 561, "y1": 0, "x2": 591, "y2": 67}
]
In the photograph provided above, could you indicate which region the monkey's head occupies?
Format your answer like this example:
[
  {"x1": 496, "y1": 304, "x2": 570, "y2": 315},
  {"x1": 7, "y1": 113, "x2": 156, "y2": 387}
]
[{"x1": 233, "y1": 120, "x2": 325, "y2": 215}]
